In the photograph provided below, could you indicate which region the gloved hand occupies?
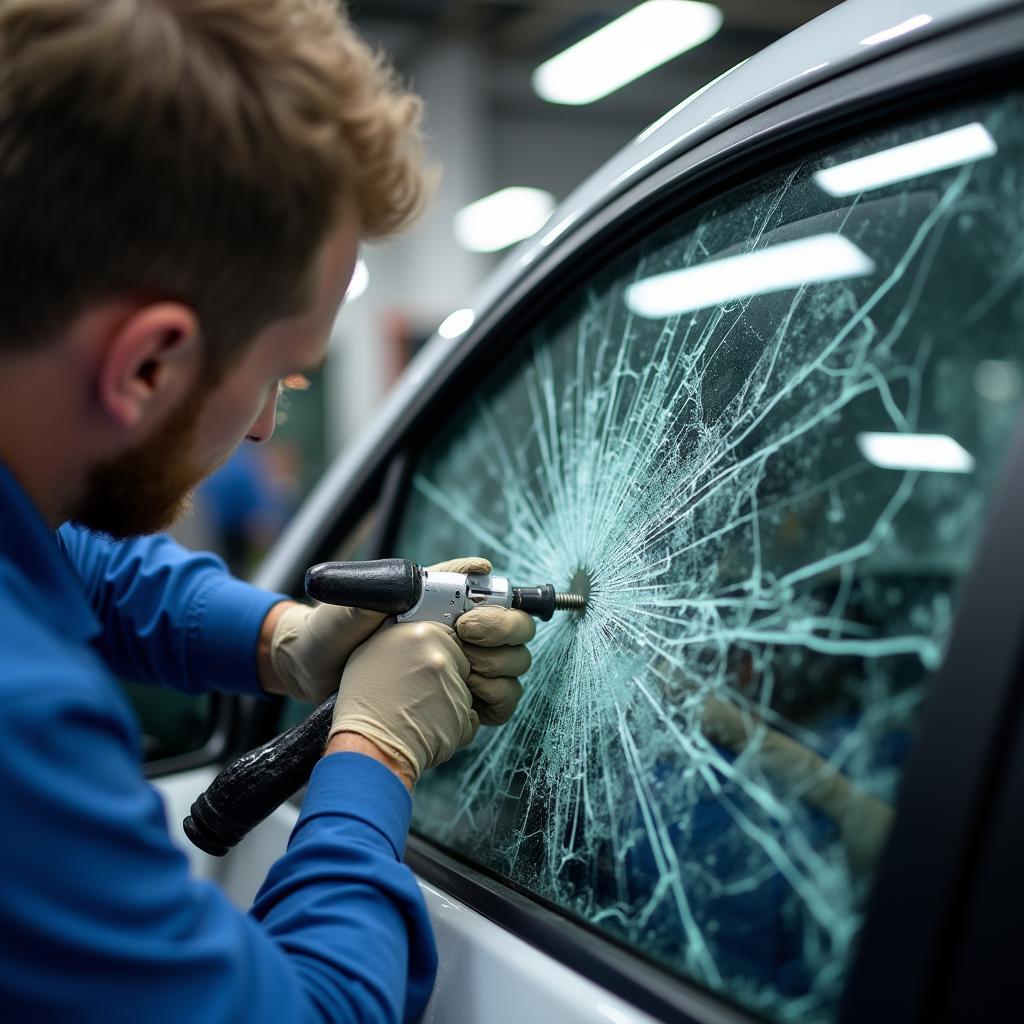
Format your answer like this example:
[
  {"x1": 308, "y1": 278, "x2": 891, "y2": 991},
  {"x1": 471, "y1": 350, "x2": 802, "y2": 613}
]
[
  {"x1": 329, "y1": 556, "x2": 535, "y2": 782},
  {"x1": 270, "y1": 601, "x2": 385, "y2": 705},
  {"x1": 270, "y1": 555, "x2": 535, "y2": 708},
  {"x1": 328, "y1": 619, "x2": 474, "y2": 783},
  {"x1": 429, "y1": 556, "x2": 536, "y2": 726}
]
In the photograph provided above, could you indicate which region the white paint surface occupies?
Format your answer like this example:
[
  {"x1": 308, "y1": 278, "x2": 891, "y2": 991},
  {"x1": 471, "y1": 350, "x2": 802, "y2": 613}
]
[{"x1": 153, "y1": 774, "x2": 668, "y2": 1022}]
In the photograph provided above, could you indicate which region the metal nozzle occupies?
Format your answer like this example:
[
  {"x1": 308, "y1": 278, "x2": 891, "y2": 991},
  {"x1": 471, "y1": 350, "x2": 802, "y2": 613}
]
[{"x1": 512, "y1": 583, "x2": 587, "y2": 620}]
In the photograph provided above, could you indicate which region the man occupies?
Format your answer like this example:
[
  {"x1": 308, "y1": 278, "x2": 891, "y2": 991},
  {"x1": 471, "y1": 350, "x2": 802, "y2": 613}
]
[{"x1": 0, "y1": 1, "x2": 533, "y2": 1020}]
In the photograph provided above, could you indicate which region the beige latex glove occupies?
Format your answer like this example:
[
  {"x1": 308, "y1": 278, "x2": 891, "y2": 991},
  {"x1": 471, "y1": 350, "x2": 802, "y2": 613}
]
[
  {"x1": 329, "y1": 555, "x2": 535, "y2": 781},
  {"x1": 329, "y1": 619, "x2": 475, "y2": 783},
  {"x1": 270, "y1": 601, "x2": 386, "y2": 705},
  {"x1": 455, "y1": 605, "x2": 534, "y2": 724},
  {"x1": 270, "y1": 554, "x2": 533, "y2": 706},
  {"x1": 425, "y1": 556, "x2": 535, "y2": 725}
]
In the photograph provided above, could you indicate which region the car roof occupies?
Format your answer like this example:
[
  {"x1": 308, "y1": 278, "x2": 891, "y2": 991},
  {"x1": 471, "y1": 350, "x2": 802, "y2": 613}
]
[
  {"x1": 470, "y1": 0, "x2": 1018, "y2": 325},
  {"x1": 256, "y1": 0, "x2": 1020, "y2": 591}
]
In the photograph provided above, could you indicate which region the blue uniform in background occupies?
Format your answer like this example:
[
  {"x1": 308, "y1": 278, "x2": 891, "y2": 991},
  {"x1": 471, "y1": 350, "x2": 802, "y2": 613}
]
[{"x1": 0, "y1": 463, "x2": 436, "y2": 1022}]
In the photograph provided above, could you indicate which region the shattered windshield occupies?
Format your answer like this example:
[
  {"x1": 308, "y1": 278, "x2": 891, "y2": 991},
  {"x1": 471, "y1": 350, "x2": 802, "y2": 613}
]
[{"x1": 396, "y1": 92, "x2": 1024, "y2": 1022}]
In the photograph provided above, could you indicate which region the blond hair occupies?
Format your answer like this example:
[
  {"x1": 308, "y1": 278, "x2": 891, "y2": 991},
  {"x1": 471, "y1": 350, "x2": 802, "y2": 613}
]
[{"x1": 0, "y1": 0, "x2": 433, "y2": 368}]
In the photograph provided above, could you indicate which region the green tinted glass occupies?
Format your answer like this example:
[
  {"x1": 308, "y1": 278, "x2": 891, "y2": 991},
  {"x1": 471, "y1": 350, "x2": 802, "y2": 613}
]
[
  {"x1": 396, "y1": 92, "x2": 1024, "y2": 1021},
  {"x1": 120, "y1": 681, "x2": 216, "y2": 763}
]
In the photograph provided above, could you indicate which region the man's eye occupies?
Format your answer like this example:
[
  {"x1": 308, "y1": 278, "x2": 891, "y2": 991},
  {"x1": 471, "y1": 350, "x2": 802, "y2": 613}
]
[{"x1": 276, "y1": 375, "x2": 312, "y2": 426}]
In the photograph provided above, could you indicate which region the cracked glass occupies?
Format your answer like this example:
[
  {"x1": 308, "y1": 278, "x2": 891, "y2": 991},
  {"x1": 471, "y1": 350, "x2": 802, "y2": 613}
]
[{"x1": 395, "y1": 92, "x2": 1024, "y2": 1022}]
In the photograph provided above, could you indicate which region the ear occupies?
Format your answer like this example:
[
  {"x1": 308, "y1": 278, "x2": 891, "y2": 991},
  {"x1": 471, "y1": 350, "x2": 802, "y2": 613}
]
[{"x1": 96, "y1": 303, "x2": 201, "y2": 431}]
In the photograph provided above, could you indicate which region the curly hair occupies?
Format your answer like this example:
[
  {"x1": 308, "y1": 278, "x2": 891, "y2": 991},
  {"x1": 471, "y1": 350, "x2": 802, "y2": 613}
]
[{"x1": 0, "y1": 0, "x2": 434, "y2": 371}]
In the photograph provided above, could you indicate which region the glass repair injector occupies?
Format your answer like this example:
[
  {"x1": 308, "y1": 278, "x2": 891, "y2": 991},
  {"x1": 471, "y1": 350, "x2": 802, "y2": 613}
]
[
  {"x1": 305, "y1": 558, "x2": 587, "y2": 623},
  {"x1": 183, "y1": 559, "x2": 586, "y2": 856}
]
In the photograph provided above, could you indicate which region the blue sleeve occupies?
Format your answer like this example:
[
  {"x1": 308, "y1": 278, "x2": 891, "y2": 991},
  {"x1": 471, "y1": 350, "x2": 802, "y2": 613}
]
[
  {"x1": 252, "y1": 757, "x2": 437, "y2": 1020},
  {"x1": 0, "y1": 673, "x2": 436, "y2": 1024},
  {"x1": 57, "y1": 523, "x2": 286, "y2": 696}
]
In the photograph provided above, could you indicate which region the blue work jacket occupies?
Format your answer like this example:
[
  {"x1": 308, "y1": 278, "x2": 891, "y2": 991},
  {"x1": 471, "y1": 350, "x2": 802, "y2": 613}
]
[{"x1": 0, "y1": 462, "x2": 436, "y2": 1022}]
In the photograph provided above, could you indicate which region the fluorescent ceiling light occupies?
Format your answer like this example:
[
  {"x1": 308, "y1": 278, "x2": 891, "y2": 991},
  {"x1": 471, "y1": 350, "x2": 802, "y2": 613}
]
[
  {"x1": 814, "y1": 123, "x2": 997, "y2": 197},
  {"x1": 532, "y1": 1, "x2": 723, "y2": 106},
  {"x1": 856, "y1": 432, "x2": 975, "y2": 473},
  {"x1": 345, "y1": 258, "x2": 369, "y2": 301},
  {"x1": 861, "y1": 14, "x2": 932, "y2": 47},
  {"x1": 438, "y1": 308, "x2": 475, "y2": 339},
  {"x1": 625, "y1": 234, "x2": 875, "y2": 319},
  {"x1": 454, "y1": 187, "x2": 555, "y2": 253}
]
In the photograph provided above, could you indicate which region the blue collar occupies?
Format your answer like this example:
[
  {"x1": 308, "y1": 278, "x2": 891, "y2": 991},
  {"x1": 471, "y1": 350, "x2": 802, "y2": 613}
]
[{"x1": 0, "y1": 462, "x2": 100, "y2": 643}]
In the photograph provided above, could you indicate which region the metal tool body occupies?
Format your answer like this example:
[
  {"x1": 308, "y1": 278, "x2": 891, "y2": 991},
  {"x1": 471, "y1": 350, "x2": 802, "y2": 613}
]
[
  {"x1": 304, "y1": 558, "x2": 585, "y2": 624},
  {"x1": 184, "y1": 558, "x2": 585, "y2": 856},
  {"x1": 398, "y1": 570, "x2": 510, "y2": 624}
]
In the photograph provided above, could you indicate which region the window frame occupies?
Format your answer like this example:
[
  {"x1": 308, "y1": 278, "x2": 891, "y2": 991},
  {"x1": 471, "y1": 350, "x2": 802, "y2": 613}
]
[
  {"x1": 266, "y1": 10, "x2": 1024, "y2": 1023},
  {"x1": 140, "y1": 693, "x2": 233, "y2": 780}
]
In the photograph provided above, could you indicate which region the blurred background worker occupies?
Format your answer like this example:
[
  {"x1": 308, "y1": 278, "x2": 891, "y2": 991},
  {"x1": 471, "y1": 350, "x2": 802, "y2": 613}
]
[{"x1": 0, "y1": 2, "x2": 533, "y2": 1021}]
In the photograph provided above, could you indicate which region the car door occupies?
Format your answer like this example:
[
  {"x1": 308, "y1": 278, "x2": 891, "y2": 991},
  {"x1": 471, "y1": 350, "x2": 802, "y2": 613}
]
[{"x1": 156, "y1": 5, "x2": 1024, "y2": 1023}]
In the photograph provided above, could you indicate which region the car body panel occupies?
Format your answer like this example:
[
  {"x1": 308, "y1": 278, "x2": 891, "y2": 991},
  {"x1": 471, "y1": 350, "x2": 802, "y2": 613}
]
[{"x1": 154, "y1": 777, "x2": 672, "y2": 1024}]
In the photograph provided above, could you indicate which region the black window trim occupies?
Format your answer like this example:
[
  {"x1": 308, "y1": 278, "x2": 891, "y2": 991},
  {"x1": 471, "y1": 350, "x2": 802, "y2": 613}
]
[
  {"x1": 404, "y1": 834, "x2": 754, "y2": 1024},
  {"x1": 141, "y1": 693, "x2": 234, "y2": 779}
]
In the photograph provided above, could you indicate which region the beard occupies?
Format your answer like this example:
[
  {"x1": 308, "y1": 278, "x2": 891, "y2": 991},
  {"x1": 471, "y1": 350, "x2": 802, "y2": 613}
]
[{"x1": 71, "y1": 384, "x2": 225, "y2": 539}]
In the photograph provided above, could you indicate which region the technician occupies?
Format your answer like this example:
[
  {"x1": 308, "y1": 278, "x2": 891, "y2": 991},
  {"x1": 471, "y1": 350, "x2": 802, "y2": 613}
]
[{"x1": 0, "y1": 1, "x2": 533, "y2": 1021}]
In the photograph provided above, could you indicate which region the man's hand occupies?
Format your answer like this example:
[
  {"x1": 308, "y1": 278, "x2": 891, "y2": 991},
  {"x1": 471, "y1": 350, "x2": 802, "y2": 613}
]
[
  {"x1": 266, "y1": 600, "x2": 386, "y2": 704},
  {"x1": 426, "y1": 556, "x2": 535, "y2": 726},
  {"x1": 455, "y1": 604, "x2": 533, "y2": 724},
  {"x1": 327, "y1": 555, "x2": 534, "y2": 786},
  {"x1": 328, "y1": 619, "x2": 476, "y2": 786},
  {"x1": 266, "y1": 554, "x2": 535, "y2": 714}
]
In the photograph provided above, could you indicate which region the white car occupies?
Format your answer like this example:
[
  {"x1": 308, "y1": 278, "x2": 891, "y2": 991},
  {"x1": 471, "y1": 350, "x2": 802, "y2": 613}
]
[{"x1": 154, "y1": 1, "x2": 1024, "y2": 1021}]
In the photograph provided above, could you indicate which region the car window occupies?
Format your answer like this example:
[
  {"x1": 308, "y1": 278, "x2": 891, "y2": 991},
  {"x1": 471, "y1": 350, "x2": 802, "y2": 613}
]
[
  {"x1": 120, "y1": 681, "x2": 216, "y2": 764},
  {"x1": 393, "y1": 90, "x2": 1024, "y2": 1022}
]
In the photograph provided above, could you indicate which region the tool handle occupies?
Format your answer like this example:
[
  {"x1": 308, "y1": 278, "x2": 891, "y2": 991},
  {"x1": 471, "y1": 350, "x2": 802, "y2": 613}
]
[
  {"x1": 305, "y1": 558, "x2": 421, "y2": 614},
  {"x1": 183, "y1": 695, "x2": 336, "y2": 856},
  {"x1": 184, "y1": 558, "x2": 421, "y2": 856}
]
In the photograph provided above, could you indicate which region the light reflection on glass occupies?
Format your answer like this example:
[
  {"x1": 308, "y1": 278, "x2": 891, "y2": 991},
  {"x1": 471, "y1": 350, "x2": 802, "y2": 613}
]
[
  {"x1": 974, "y1": 359, "x2": 1024, "y2": 404},
  {"x1": 625, "y1": 233, "x2": 874, "y2": 318},
  {"x1": 856, "y1": 432, "x2": 975, "y2": 474},
  {"x1": 814, "y1": 123, "x2": 997, "y2": 197}
]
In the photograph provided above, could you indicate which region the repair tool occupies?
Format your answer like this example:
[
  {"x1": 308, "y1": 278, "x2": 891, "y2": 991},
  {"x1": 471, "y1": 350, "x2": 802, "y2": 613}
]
[
  {"x1": 183, "y1": 559, "x2": 586, "y2": 856},
  {"x1": 305, "y1": 558, "x2": 586, "y2": 622}
]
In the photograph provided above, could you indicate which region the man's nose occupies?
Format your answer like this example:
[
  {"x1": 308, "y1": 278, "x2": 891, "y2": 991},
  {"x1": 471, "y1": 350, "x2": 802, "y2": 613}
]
[{"x1": 247, "y1": 386, "x2": 279, "y2": 444}]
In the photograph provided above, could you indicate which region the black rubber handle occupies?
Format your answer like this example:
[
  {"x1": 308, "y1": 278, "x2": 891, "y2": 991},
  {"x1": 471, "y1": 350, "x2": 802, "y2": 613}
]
[
  {"x1": 183, "y1": 558, "x2": 423, "y2": 856},
  {"x1": 183, "y1": 695, "x2": 336, "y2": 856},
  {"x1": 305, "y1": 558, "x2": 421, "y2": 615}
]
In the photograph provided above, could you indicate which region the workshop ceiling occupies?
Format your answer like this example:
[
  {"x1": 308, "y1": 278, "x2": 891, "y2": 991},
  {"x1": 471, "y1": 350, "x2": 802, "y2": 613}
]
[
  {"x1": 343, "y1": 0, "x2": 845, "y2": 203},
  {"x1": 347, "y1": 0, "x2": 843, "y2": 60}
]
